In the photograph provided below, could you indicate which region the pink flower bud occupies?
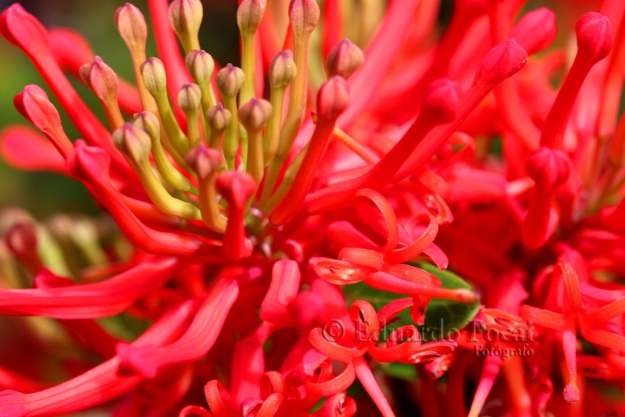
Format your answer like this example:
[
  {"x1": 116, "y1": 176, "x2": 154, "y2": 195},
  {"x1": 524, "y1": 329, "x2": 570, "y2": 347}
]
[
  {"x1": 168, "y1": 0, "x2": 203, "y2": 44},
  {"x1": 80, "y1": 57, "x2": 119, "y2": 104},
  {"x1": 270, "y1": 50, "x2": 297, "y2": 89},
  {"x1": 510, "y1": 8, "x2": 556, "y2": 55},
  {"x1": 178, "y1": 83, "x2": 202, "y2": 114},
  {"x1": 237, "y1": 0, "x2": 266, "y2": 36},
  {"x1": 112, "y1": 123, "x2": 152, "y2": 163},
  {"x1": 185, "y1": 145, "x2": 222, "y2": 180},
  {"x1": 114, "y1": 3, "x2": 148, "y2": 54},
  {"x1": 325, "y1": 39, "x2": 364, "y2": 79},
  {"x1": 216, "y1": 64, "x2": 245, "y2": 98},
  {"x1": 140, "y1": 57, "x2": 167, "y2": 96},
  {"x1": 575, "y1": 12, "x2": 612, "y2": 66},
  {"x1": 205, "y1": 103, "x2": 232, "y2": 133},
  {"x1": 474, "y1": 39, "x2": 528, "y2": 88},
  {"x1": 526, "y1": 147, "x2": 570, "y2": 192},
  {"x1": 238, "y1": 98, "x2": 272, "y2": 131},
  {"x1": 317, "y1": 76, "x2": 349, "y2": 121},
  {"x1": 288, "y1": 0, "x2": 320, "y2": 38},
  {"x1": 185, "y1": 50, "x2": 215, "y2": 86}
]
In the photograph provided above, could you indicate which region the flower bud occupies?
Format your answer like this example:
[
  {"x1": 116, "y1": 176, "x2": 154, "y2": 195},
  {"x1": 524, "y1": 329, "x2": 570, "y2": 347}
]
[
  {"x1": 288, "y1": 0, "x2": 320, "y2": 38},
  {"x1": 216, "y1": 64, "x2": 245, "y2": 98},
  {"x1": 325, "y1": 39, "x2": 364, "y2": 79},
  {"x1": 316, "y1": 76, "x2": 349, "y2": 121},
  {"x1": 510, "y1": 8, "x2": 556, "y2": 56},
  {"x1": 238, "y1": 98, "x2": 272, "y2": 131},
  {"x1": 114, "y1": 3, "x2": 147, "y2": 54},
  {"x1": 474, "y1": 39, "x2": 528, "y2": 88},
  {"x1": 185, "y1": 50, "x2": 215, "y2": 86},
  {"x1": 270, "y1": 50, "x2": 297, "y2": 89},
  {"x1": 526, "y1": 147, "x2": 570, "y2": 191},
  {"x1": 575, "y1": 12, "x2": 612, "y2": 66},
  {"x1": 206, "y1": 103, "x2": 232, "y2": 134},
  {"x1": 168, "y1": 0, "x2": 203, "y2": 47},
  {"x1": 419, "y1": 79, "x2": 460, "y2": 125},
  {"x1": 140, "y1": 57, "x2": 167, "y2": 97},
  {"x1": 237, "y1": 0, "x2": 266, "y2": 36},
  {"x1": 112, "y1": 123, "x2": 152, "y2": 163},
  {"x1": 80, "y1": 56, "x2": 118, "y2": 103},
  {"x1": 217, "y1": 171, "x2": 256, "y2": 210},
  {"x1": 178, "y1": 83, "x2": 202, "y2": 114},
  {"x1": 185, "y1": 145, "x2": 222, "y2": 180},
  {"x1": 132, "y1": 111, "x2": 161, "y2": 140}
]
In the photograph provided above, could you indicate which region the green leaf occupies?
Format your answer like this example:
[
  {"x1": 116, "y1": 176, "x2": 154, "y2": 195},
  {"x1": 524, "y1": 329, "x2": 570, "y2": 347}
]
[
  {"x1": 342, "y1": 263, "x2": 480, "y2": 342},
  {"x1": 415, "y1": 262, "x2": 480, "y2": 342},
  {"x1": 380, "y1": 362, "x2": 418, "y2": 381}
]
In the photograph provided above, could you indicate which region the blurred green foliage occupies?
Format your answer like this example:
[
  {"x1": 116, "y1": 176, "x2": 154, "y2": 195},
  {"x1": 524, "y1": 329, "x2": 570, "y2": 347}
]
[{"x1": 0, "y1": 0, "x2": 239, "y2": 219}]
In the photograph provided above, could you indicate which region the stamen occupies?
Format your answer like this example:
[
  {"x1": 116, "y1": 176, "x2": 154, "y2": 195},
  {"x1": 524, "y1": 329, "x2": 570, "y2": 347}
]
[
  {"x1": 238, "y1": 98, "x2": 272, "y2": 185},
  {"x1": 215, "y1": 171, "x2": 256, "y2": 260},
  {"x1": 269, "y1": 76, "x2": 349, "y2": 224},
  {"x1": 540, "y1": 12, "x2": 612, "y2": 149},
  {"x1": 112, "y1": 123, "x2": 199, "y2": 220},
  {"x1": 237, "y1": 0, "x2": 267, "y2": 106},
  {"x1": 80, "y1": 57, "x2": 125, "y2": 130},
  {"x1": 185, "y1": 50, "x2": 217, "y2": 131},
  {"x1": 141, "y1": 57, "x2": 189, "y2": 157},
  {"x1": 467, "y1": 355, "x2": 503, "y2": 417},
  {"x1": 269, "y1": 0, "x2": 320, "y2": 187},
  {"x1": 185, "y1": 146, "x2": 227, "y2": 233},
  {"x1": 262, "y1": 50, "x2": 297, "y2": 169},
  {"x1": 216, "y1": 64, "x2": 245, "y2": 169},
  {"x1": 13, "y1": 85, "x2": 73, "y2": 159},
  {"x1": 178, "y1": 83, "x2": 202, "y2": 148},
  {"x1": 168, "y1": 0, "x2": 203, "y2": 54},
  {"x1": 304, "y1": 78, "x2": 460, "y2": 214},
  {"x1": 132, "y1": 111, "x2": 192, "y2": 193},
  {"x1": 325, "y1": 39, "x2": 364, "y2": 79},
  {"x1": 72, "y1": 144, "x2": 211, "y2": 256},
  {"x1": 205, "y1": 103, "x2": 232, "y2": 155},
  {"x1": 521, "y1": 147, "x2": 570, "y2": 248},
  {"x1": 562, "y1": 315, "x2": 579, "y2": 404},
  {"x1": 114, "y1": 3, "x2": 158, "y2": 114}
]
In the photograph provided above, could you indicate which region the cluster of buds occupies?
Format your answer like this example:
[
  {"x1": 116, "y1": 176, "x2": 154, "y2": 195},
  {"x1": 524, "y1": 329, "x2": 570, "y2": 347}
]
[{"x1": 2, "y1": 0, "x2": 625, "y2": 416}]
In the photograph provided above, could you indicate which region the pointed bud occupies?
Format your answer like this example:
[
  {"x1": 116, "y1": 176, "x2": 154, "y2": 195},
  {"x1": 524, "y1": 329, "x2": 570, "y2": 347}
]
[
  {"x1": 185, "y1": 145, "x2": 222, "y2": 180},
  {"x1": 575, "y1": 12, "x2": 612, "y2": 66},
  {"x1": 288, "y1": 0, "x2": 320, "y2": 37},
  {"x1": 316, "y1": 76, "x2": 349, "y2": 121},
  {"x1": 238, "y1": 99, "x2": 272, "y2": 131},
  {"x1": 0, "y1": 4, "x2": 49, "y2": 55},
  {"x1": 13, "y1": 85, "x2": 73, "y2": 157},
  {"x1": 270, "y1": 50, "x2": 297, "y2": 89},
  {"x1": 474, "y1": 39, "x2": 528, "y2": 88},
  {"x1": 178, "y1": 83, "x2": 202, "y2": 114},
  {"x1": 141, "y1": 57, "x2": 167, "y2": 96},
  {"x1": 217, "y1": 171, "x2": 256, "y2": 209},
  {"x1": 526, "y1": 147, "x2": 570, "y2": 191},
  {"x1": 237, "y1": 0, "x2": 266, "y2": 36},
  {"x1": 206, "y1": 103, "x2": 232, "y2": 135},
  {"x1": 510, "y1": 8, "x2": 556, "y2": 56},
  {"x1": 325, "y1": 39, "x2": 364, "y2": 79},
  {"x1": 419, "y1": 79, "x2": 460, "y2": 125},
  {"x1": 114, "y1": 3, "x2": 148, "y2": 54},
  {"x1": 112, "y1": 123, "x2": 152, "y2": 163},
  {"x1": 80, "y1": 57, "x2": 119, "y2": 103},
  {"x1": 132, "y1": 111, "x2": 161, "y2": 140},
  {"x1": 216, "y1": 64, "x2": 245, "y2": 98},
  {"x1": 168, "y1": 0, "x2": 203, "y2": 48},
  {"x1": 185, "y1": 50, "x2": 215, "y2": 86}
]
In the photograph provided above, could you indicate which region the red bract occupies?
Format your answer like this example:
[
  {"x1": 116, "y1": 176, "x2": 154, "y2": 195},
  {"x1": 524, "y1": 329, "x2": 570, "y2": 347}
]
[{"x1": 3, "y1": 0, "x2": 625, "y2": 416}]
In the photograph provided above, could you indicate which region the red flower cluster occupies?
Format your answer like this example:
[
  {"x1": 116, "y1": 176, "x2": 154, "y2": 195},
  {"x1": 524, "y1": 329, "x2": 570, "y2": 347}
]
[{"x1": 1, "y1": 0, "x2": 625, "y2": 416}]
